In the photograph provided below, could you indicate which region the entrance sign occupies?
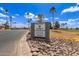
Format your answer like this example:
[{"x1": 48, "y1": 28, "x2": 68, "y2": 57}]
[
  {"x1": 34, "y1": 23, "x2": 45, "y2": 37},
  {"x1": 31, "y1": 22, "x2": 50, "y2": 40}
]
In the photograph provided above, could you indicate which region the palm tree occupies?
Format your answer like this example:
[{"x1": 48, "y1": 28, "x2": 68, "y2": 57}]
[
  {"x1": 4, "y1": 9, "x2": 8, "y2": 21},
  {"x1": 26, "y1": 12, "x2": 29, "y2": 28},
  {"x1": 64, "y1": 23, "x2": 67, "y2": 29},
  {"x1": 9, "y1": 16, "x2": 12, "y2": 28},
  {"x1": 26, "y1": 12, "x2": 32, "y2": 29},
  {"x1": 13, "y1": 21, "x2": 16, "y2": 29},
  {"x1": 4, "y1": 9, "x2": 9, "y2": 29},
  {"x1": 61, "y1": 23, "x2": 67, "y2": 29},
  {"x1": 50, "y1": 7, "x2": 56, "y2": 30},
  {"x1": 61, "y1": 23, "x2": 65, "y2": 29}
]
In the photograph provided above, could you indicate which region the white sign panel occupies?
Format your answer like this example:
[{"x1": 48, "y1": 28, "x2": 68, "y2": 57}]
[
  {"x1": 34, "y1": 23, "x2": 45, "y2": 37},
  {"x1": 35, "y1": 30, "x2": 45, "y2": 37}
]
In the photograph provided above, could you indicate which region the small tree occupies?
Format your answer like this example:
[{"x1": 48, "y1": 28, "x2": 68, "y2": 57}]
[
  {"x1": 61, "y1": 23, "x2": 67, "y2": 29},
  {"x1": 75, "y1": 27, "x2": 79, "y2": 30},
  {"x1": 54, "y1": 21, "x2": 60, "y2": 29}
]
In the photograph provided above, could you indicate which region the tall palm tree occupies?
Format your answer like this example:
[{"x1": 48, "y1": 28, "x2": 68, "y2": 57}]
[
  {"x1": 9, "y1": 16, "x2": 12, "y2": 28},
  {"x1": 26, "y1": 12, "x2": 29, "y2": 28},
  {"x1": 4, "y1": 9, "x2": 8, "y2": 21},
  {"x1": 61, "y1": 23, "x2": 67, "y2": 29},
  {"x1": 64, "y1": 23, "x2": 67, "y2": 29},
  {"x1": 26, "y1": 12, "x2": 32, "y2": 29},
  {"x1": 4, "y1": 9, "x2": 9, "y2": 29},
  {"x1": 50, "y1": 7, "x2": 56, "y2": 30},
  {"x1": 13, "y1": 21, "x2": 16, "y2": 29}
]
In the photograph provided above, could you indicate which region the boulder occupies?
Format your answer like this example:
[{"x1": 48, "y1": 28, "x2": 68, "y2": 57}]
[
  {"x1": 32, "y1": 52, "x2": 38, "y2": 56},
  {"x1": 31, "y1": 48, "x2": 39, "y2": 52}
]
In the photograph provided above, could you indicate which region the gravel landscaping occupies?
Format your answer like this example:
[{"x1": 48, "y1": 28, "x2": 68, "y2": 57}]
[{"x1": 27, "y1": 37, "x2": 79, "y2": 56}]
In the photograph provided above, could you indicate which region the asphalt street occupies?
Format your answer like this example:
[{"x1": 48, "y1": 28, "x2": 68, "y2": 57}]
[{"x1": 0, "y1": 30, "x2": 27, "y2": 56}]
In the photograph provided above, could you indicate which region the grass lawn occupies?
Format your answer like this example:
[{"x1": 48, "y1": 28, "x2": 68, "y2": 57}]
[
  {"x1": 61, "y1": 29, "x2": 79, "y2": 33},
  {"x1": 50, "y1": 29, "x2": 79, "y2": 41}
]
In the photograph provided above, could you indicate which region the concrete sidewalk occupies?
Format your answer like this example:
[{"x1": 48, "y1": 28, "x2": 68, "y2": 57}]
[{"x1": 16, "y1": 31, "x2": 32, "y2": 56}]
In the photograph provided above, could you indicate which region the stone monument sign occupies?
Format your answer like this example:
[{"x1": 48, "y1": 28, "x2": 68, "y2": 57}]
[{"x1": 31, "y1": 22, "x2": 50, "y2": 40}]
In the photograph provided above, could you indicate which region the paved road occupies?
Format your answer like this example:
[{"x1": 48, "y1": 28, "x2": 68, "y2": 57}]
[{"x1": 0, "y1": 30, "x2": 27, "y2": 56}]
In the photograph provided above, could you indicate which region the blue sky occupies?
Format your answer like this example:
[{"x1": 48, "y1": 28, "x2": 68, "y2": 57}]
[{"x1": 0, "y1": 3, "x2": 79, "y2": 28}]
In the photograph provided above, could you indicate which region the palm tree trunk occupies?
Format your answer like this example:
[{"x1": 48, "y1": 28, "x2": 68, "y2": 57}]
[
  {"x1": 5, "y1": 16, "x2": 8, "y2": 29},
  {"x1": 10, "y1": 19, "x2": 12, "y2": 28},
  {"x1": 28, "y1": 20, "x2": 29, "y2": 29},
  {"x1": 28, "y1": 22, "x2": 29, "y2": 29},
  {"x1": 52, "y1": 12, "x2": 54, "y2": 30}
]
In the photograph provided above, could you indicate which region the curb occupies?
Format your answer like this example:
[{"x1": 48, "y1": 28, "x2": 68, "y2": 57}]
[{"x1": 16, "y1": 31, "x2": 32, "y2": 56}]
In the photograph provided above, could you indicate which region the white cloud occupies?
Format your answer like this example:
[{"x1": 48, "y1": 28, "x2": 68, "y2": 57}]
[
  {"x1": 33, "y1": 15, "x2": 39, "y2": 21},
  {"x1": 15, "y1": 14, "x2": 20, "y2": 16},
  {"x1": 59, "y1": 21, "x2": 68, "y2": 24},
  {"x1": 59, "y1": 18, "x2": 79, "y2": 28},
  {"x1": 24, "y1": 13, "x2": 47, "y2": 22},
  {"x1": 0, "y1": 19, "x2": 6, "y2": 26},
  {"x1": 44, "y1": 18, "x2": 48, "y2": 20},
  {"x1": 61, "y1": 6, "x2": 79, "y2": 14},
  {"x1": 0, "y1": 13, "x2": 15, "y2": 19},
  {"x1": 12, "y1": 16, "x2": 15, "y2": 18},
  {"x1": 55, "y1": 18, "x2": 59, "y2": 20},
  {"x1": 24, "y1": 12, "x2": 35, "y2": 19},
  {"x1": 33, "y1": 16, "x2": 49, "y2": 22},
  {"x1": 59, "y1": 18, "x2": 79, "y2": 24},
  {"x1": 77, "y1": 3, "x2": 79, "y2": 5},
  {"x1": 34, "y1": 15, "x2": 39, "y2": 21},
  {"x1": 0, "y1": 19, "x2": 6, "y2": 22},
  {"x1": 0, "y1": 13, "x2": 7, "y2": 17},
  {"x1": 35, "y1": 15, "x2": 38, "y2": 19},
  {"x1": 68, "y1": 18, "x2": 79, "y2": 22},
  {"x1": 0, "y1": 7, "x2": 4, "y2": 11},
  {"x1": 68, "y1": 19, "x2": 74, "y2": 22},
  {"x1": 68, "y1": 21, "x2": 79, "y2": 28}
]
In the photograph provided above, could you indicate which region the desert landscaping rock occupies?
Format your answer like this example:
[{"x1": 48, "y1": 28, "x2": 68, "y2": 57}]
[
  {"x1": 32, "y1": 51, "x2": 40, "y2": 56},
  {"x1": 27, "y1": 38, "x2": 79, "y2": 56},
  {"x1": 31, "y1": 48, "x2": 39, "y2": 52}
]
